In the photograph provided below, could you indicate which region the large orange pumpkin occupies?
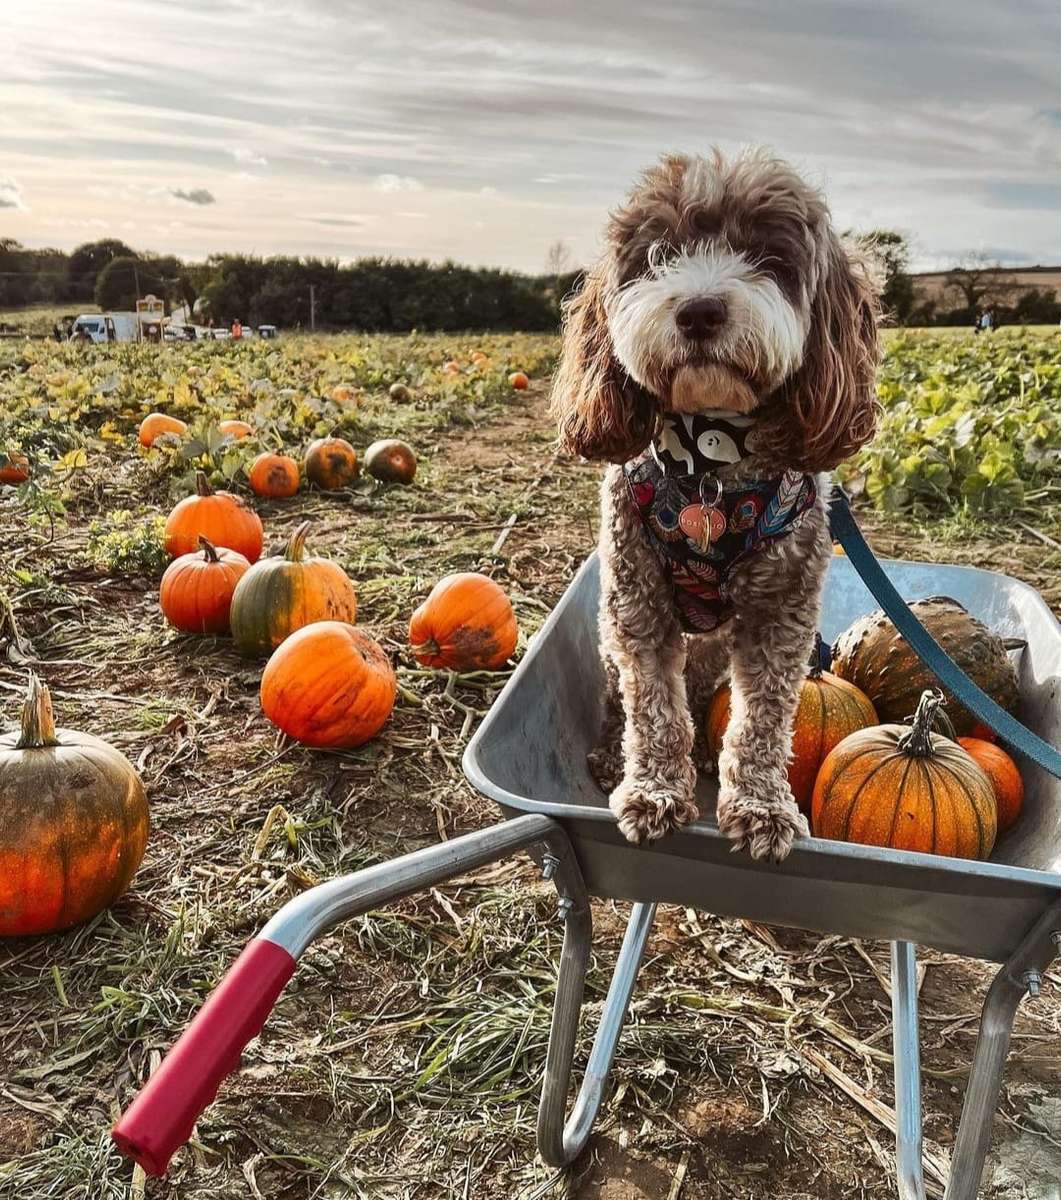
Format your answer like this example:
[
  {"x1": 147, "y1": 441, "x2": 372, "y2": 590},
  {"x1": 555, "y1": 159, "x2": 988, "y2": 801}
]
[
  {"x1": 0, "y1": 675, "x2": 149, "y2": 936},
  {"x1": 138, "y1": 413, "x2": 188, "y2": 447},
  {"x1": 260, "y1": 621, "x2": 396, "y2": 748},
  {"x1": 304, "y1": 437, "x2": 359, "y2": 490},
  {"x1": 219, "y1": 419, "x2": 253, "y2": 440},
  {"x1": 159, "y1": 537, "x2": 251, "y2": 635},
  {"x1": 248, "y1": 452, "x2": 300, "y2": 499},
  {"x1": 812, "y1": 690, "x2": 997, "y2": 860},
  {"x1": 409, "y1": 573, "x2": 517, "y2": 671},
  {"x1": 164, "y1": 472, "x2": 264, "y2": 562},
  {"x1": 0, "y1": 452, "x2": 30, "y2": 486},
  {"x1": 706, "y1": 661, "x2": 877, "y2": 814},
  {"x1": 230, "y1": 520, "x2": 358, "y2": 657},
  {"x1": 958, "y1": 737, "x2": 1024, "y2": 834}
]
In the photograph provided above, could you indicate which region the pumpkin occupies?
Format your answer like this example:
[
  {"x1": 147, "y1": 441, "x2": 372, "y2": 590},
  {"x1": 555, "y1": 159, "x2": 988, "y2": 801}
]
[
  {"x1": 831, "y1": 596, "x2": 1019, "y2": 735},
  {"x1": 260, "y1": 621, "x2": 396, "y2": 748},
  {"x1": 304, "y1": 437, "x2": 359, "y2": 491},
  {"x1": 0, "y1": 452, "x2": 30, "y2": 486},
  {"x1": 248, "y1": 452, "x2": 300, "y2": 499},
  {"x1": 958, "y1": 737, "x2": 1024, "y2": 834},
  {"x1": 442, "y1": 360, "x2": 461, "y2": 375},
  {"x1": 812, "y1": 690, "x2": 997, "y2": 860},
  {"x1": 0, "y1": 674, "x2": 149, "y2": 936},
  {"x1": 509, "y1": 372, "x2": 529, "y2": 390},
  {"x1": 219, "y1": 419, "x2": 253, "y2": 440},
  {"x1": 389, "y1": 383, "x2": 412, "y2": 402},
  {"x1": 159, "y1": 537, "x2": 250, "y2": 635},
  {"x1": 706, "y1": 653, "x2": 877, "y2": 814},
  {"x1": 470, "y1": 351, "x2": 489, "y2": 365},
  {"x1": 364, "y1": 439, "x2": 417, "y2": 484},
  {"x1": 164, "y1": 471, "x2": 264, "y2": 562},
  {"x1": 230, "y1": 520, "x2": 358, "y2": 657},
  {"x1": 409, "y1": 573, "x2": 517, "y2": 670},
  {"x1": 331, "y1": 384, "x2": 359, "y2": 406},
  {"x1": 138, "y1": 413, "x2": 188, "y2": 447}
]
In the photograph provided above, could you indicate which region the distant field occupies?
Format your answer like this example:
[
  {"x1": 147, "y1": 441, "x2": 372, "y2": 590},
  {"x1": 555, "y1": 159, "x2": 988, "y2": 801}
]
[{"x1": 0, "y1": 303, "x2": 75, "y2": 336}]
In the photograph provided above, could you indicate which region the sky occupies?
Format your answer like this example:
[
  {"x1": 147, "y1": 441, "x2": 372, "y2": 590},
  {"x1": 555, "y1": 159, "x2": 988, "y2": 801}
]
[{"x1": 2, "y1": 0, "x2": 1059, "y2": 274}]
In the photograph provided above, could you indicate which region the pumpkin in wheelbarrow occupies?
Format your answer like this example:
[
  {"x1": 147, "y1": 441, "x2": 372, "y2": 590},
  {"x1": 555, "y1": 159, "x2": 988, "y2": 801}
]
[{"x1": 831, "y1": 596, "x2": 1019, "y2": 736}]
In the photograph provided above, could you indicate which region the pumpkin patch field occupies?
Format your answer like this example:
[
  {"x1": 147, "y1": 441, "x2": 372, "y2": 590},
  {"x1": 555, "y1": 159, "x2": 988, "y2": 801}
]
[{"x1": 1, "y1": 329, "x2": 1061, "y2": 1199}]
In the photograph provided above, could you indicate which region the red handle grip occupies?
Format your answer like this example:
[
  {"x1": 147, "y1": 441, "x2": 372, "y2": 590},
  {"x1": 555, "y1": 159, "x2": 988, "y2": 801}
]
[{"x1": 111, "y1": 937, "x2": 297, "y2": 1176}]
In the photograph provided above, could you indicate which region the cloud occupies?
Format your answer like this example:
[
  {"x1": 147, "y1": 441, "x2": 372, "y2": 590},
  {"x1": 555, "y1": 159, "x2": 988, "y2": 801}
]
[
  {"x1": 0, "y1": 177, "x2": 27, "y2": 210},
  {"x1": 300, "y1": 213, "x2": 368, "y2": 228},
  {"x1": 374, "y1": 174, "x2": 423, "y2": 193},
  {"x1": 170, "y1": 187, "x2": 216, "y2": 206},
  {"x1": 232, "y1": 147, "x2": 268, "y2": 167}
]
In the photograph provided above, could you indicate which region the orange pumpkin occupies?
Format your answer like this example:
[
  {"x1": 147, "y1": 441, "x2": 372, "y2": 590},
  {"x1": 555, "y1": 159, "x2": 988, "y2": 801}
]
[
  {"x1": 706, "y1": 663, "x2": 877, "y2": 814},
  {"x1": 159, "y1": 537, "x2": 250, "y2": 635},
  {"x1": 442, "y1": 360, "x2": 461, "y2": 375},
  {"x1": 364, "y1": 439, "x2": 417, "y2": 484},
  {"x1": 260, "y1": 621, "x2": 396, "y2": 748},
  {"x1": 409, "y1": 573, "x2": 517, "y2": 671},
  {"x1": 0, "y1": 674, "x2": 149, "y2": 936},
  {"x1": 248, "y1": 452, "x2": 300, "y2": 499},
  {"x1": 330, "y1": 384, "x2": 359, "y2": 406},
  {"x1": 0, "y1": 452, "x2": 30, "y2": 486},
  {"x1": 812, "y1": 690, "x2": 997, "y2": 860},
  {"x1": 164, "y1": 471, "x2": 264, "y2": 562},
  {"x1": 230, "y1": 520, "x2": 358, "y2": 657},
  {"x1": 958, "y1": 737, "x2": 1024, "y2": 834},
  {"x1": 509, "y1": 372, "x2": 529, "y2": 390},
  {"x1": 138, "y1": 413, "x2": 188, "y2": 447},
  {"x1": 219, "y1": 419, "x2": 253, "y2": 440},
  {"x1": 304, "y1": 437, "x2": 359, "y2": 491}
]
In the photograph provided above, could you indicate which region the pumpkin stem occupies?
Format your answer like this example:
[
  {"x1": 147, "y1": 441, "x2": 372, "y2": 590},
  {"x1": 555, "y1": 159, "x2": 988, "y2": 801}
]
[
  {"x1": 897, "y1": 689, "x2": 946, "y2": 757},
  {"x1": 198, "y1": 536, "x2": 220, "y2": 563},
  {"x1": 17, "y1": 672, "x2": 58, "y2": 749},
  {"x1": 194, "y1": 470, "x2": 214, "y2": 497},
  {"x1": 286, "y1": 521, "x2": 312, "y2": 562},
  {"x1": 808, "y1": 632, "x2": 831, "y2": 679}
]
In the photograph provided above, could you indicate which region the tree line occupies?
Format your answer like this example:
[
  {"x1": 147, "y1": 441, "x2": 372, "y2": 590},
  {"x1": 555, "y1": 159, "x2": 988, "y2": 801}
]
[{"x1": 2, "y1": 235, "x2": 1058, "y2": 330}]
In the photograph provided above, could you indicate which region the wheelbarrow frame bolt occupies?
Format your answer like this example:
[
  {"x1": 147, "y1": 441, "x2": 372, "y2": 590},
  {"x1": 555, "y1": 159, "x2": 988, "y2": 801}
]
[
  {"x1": 541, "y1": 853, "x2": 559, "y2": 882},
  {"x1": 1022, "y1": 970, "x2": 1042, "y2": 999}
]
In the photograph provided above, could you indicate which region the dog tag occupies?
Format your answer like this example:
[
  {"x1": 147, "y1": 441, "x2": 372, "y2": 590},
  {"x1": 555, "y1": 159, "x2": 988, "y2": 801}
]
[{"x1": 678, "y1": 503, "x2": 726, "y2": 553}]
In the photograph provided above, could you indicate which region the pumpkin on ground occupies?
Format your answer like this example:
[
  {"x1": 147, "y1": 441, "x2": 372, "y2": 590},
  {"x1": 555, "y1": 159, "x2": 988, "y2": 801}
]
[
  {"x1": 138, "y1": 413, "x2": 188, "y2": 447},
  {"x1": 364, "y1": 439, "x2": 417, "y2": 484},
  {"x1": 260, "y1": 621, "x2": 396, "y2": 748},
  {"x1": 219, "y1": 419, "x2": 253, "y2": 440},
  {"x1": 958, "y1": 737, "x2": 1024, "y2": 834},
  {"x1": 0, "y1": 674, "x2": 149, "y2": 936},
  {"x1": 229, "y1": 520, "x2": 358, "y2": 657},
  {"x1": 159, "y1": 537, "x2": 250, "y2": 635},
  {"x1": 831, "y1": 596, "x2": 1019, "y2": 735},
  {"x1": 0, "y1": 453, "x2": 30, "y2": 486},
  {"x1": 409, "y1": 573, "x2": 517, "y2": 671},
  {"x1": 164, "y1": 472, "x2": 264, "y2": 562},
  {"x1": 706, "y1": 652, "x2": 877, "y2": 814},
  {"x1": 812, "y1": 690, "x2": 997, "y2": 860},
  {"x1": 304, "y1": 437, "x2": 359, "y2": 490},
  {"x1": 248, "y1": 452, "x2": 300, "y2": 499},
  {"x1": 388, "y1": 383, "x2": 412, "y2": 402},
  {"x1": 509, "y1": 372, "x2": 529, "y2": 390},
  {"x1": 442, "y1": 360, "x2": 461, "y2": 375},
  {"x1": 331, "y1": 384, "x2": 359, "y2": 406}
]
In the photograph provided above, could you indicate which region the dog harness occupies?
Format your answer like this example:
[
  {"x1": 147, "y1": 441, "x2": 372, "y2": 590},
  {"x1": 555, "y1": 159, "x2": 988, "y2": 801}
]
[{"x1": 623, "y1": 411, "x2": 817, "y2": 633}]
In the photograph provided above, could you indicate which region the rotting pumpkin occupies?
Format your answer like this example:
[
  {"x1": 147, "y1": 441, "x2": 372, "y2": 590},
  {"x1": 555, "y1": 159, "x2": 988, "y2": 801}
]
[
  {"x1": 0, "y1": 674, "x2": 149, "y2": 936},
  {"x1": 248, "y1": 452, "x2": 300, "y2": 499},
  {"x1": 409, "y1": 572, "x2": 517, "y2": 671},
  {"x1": 304, "y1": 437, "x2": 358, "y2": 491}
]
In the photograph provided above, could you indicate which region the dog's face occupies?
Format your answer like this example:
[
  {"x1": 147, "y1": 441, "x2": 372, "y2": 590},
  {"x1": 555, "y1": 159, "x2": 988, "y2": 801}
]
[{"x1": 551, "y1": 150, "x2": 881, "y2": 470}]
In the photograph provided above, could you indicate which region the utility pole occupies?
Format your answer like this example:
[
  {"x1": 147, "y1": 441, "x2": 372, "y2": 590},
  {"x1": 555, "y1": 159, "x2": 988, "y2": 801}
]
[{"x1": 309, "y1": 284, "x2": 316, "y2": 332}]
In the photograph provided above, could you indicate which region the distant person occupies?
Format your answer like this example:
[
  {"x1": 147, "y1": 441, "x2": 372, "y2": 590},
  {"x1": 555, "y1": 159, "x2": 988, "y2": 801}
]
[
  {"x1": 231, "y1": 319, "x2": 243, "y2": 340},
  {"x1": 981, "y1": 309, "x2": 994, "y2": 333}
]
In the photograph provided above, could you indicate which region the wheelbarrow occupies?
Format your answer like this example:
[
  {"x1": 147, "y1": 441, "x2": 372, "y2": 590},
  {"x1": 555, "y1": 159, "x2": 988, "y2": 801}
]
[{"x1": 113, "y1": 550, "x2": 1061, "y2": 1200}]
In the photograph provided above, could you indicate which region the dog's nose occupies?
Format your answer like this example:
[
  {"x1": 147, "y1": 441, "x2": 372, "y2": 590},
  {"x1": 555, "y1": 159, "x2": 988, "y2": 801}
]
[{"x1": 675, "y1": 297, "x2": 728, "y2": 339}]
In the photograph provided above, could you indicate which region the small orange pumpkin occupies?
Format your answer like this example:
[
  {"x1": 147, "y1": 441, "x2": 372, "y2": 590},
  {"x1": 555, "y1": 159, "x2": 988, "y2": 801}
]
[
  {"x1": 248, "y1": 452, "x2": 300, "y2": 499},
  {"x1": 958, "y1": 737, "x2": 1024, "y2": 834},
  {"x1": 330, "y1": 384, "x2": 359, "y2": 406},
  {"x1": 159, "y1": 537, "x2": 250, "y2": 635},
  {"x1": 219, "y1": 419, "x2": 253, "y2": 440},
  {"x1": 409, "y1": 573, "x2": 517, "y2": 671},
  {"x1": 364, "y1": 439, "x2": 417, "y2": 484},
  {"x1": 442, "y1": 360, "x2": 461, "y2": 375},
  {"x1": 812, "y1": 691, "x2": 997, "y2": 860},
  {"x1": 164, "y1": 471, "x2": 264, "y2": 562},
  {"x1": 230, "y1": 520, "x2": 358, "y2": 657},
  {"x1": 509, "y1": 372, "x2": 529, "y2": 390},
  {"x1": 260, "y1": 621, "x2": 396, "y2": 748},
  {"x1": 707, "y1": 656, "x2": 877, "y2": 814},
  {"x1": 0, "y1": 452, "x2": 30, "y2": 486},
  {"x1": 304, "y1": 437, "x2": 359, "y2": 491},
  {"x1": 138, "y1": 413, "x2": 188, "y2": 447}
]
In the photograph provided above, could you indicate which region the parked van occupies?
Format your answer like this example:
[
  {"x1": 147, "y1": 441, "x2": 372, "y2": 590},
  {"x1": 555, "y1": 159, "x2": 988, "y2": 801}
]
[{"x1": 70, "y1": 313, "x2": 140, "y2": 343}]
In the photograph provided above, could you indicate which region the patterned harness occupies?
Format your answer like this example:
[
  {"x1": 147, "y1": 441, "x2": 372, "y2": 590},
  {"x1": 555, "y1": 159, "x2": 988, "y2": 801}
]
[{"x1": 623, "y1": 411, "x2": 817, "y2": 633}]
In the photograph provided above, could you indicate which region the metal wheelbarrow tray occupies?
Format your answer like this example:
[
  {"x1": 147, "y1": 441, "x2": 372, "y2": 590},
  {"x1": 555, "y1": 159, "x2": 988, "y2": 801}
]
[{"x1": 114, "y1": 555, "x2": 1061, "y2": 1200}]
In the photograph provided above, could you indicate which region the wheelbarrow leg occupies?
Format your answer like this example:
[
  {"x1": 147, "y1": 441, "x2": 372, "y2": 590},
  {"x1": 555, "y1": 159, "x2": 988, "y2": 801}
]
[
  {"x1": 891, "y1": 941, "x2": 927, "y2": 1200},
  {"x1": 537, "y1": 902, "x2": 657, "y2": 1166},
  {"x1": 944, "y1": 900, "x2": 1061, "y2": 1200}
]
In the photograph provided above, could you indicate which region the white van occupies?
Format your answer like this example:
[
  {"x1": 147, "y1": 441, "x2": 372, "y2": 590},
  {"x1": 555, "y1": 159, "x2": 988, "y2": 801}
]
[{"x1": 70, "y1": 313, "x2": 140, "y2": 343}]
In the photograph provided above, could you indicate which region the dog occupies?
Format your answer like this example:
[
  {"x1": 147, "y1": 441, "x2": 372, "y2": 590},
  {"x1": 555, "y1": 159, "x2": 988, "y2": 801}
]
[{"x1": 551, "y1": 149, "x2": 881, "y2": 862}]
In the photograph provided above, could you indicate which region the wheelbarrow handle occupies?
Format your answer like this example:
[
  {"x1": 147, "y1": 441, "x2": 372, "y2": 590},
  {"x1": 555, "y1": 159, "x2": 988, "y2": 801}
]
[{"x1": 110, "y1": 937, "x2": 297, "y2": 1176}]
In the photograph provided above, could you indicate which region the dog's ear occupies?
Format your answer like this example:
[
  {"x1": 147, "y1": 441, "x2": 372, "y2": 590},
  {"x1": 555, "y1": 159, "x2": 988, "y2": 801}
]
[
  {"x1": 761, "y1": 231, "x2": 880, "y2": 471},
  {"x1": 550, "y1": 269, "x2": 657, "y2": 462}
]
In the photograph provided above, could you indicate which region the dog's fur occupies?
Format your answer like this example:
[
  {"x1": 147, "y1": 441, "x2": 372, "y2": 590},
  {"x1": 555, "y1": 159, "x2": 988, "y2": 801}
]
[{"x1": 551, "y1": 149, "x2": 881, "y2": 861}]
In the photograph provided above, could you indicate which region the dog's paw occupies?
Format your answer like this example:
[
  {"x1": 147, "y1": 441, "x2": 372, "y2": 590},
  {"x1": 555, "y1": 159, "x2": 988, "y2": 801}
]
[
  {"x1": 609, "y1": 777, "x2": 698, "y2": 845},
  {"x1": 716, "y1": 772, "x2": 808, "y2": 862}
]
